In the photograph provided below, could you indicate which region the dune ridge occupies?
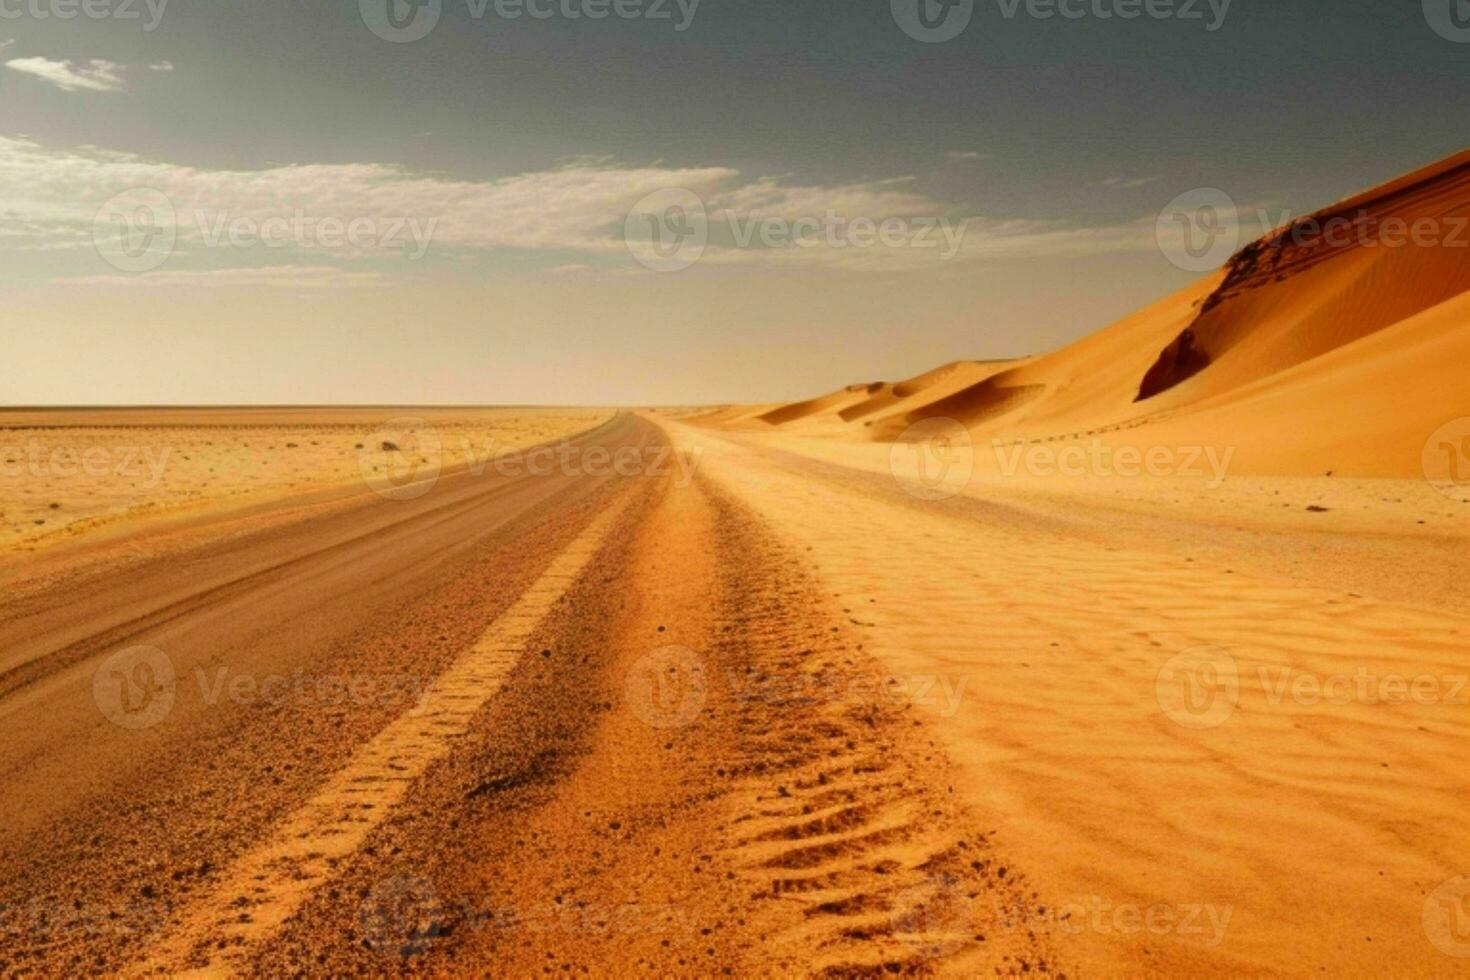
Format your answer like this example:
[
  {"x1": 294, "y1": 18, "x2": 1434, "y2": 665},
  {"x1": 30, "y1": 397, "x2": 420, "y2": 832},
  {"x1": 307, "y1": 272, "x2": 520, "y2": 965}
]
[{"x1": 699, "y1": 149, "x2": 1470, "y2": 479}]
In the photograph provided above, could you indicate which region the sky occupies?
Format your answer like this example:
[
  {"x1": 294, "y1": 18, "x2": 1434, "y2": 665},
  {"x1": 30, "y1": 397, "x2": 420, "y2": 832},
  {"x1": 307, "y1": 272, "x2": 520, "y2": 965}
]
[{"x1": 1, "y1": 0, "x2": 1466, "y2": 406}]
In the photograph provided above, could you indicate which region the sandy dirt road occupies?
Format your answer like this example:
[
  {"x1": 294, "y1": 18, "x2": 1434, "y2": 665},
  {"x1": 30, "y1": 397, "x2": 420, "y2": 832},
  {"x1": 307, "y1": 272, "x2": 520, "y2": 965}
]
[
  {"x1": 0, "y1": 412, "x2": 1052, "y2": 976},
  {"x1": 6, "y1": 408, "x2": 1461, "y2": 976}
]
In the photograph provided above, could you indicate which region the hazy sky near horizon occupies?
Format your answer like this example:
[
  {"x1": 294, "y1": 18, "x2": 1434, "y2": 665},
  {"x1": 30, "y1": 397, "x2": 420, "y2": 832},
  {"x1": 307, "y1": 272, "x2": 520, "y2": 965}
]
[{"x1": 2, "y1": 0, "x2": 1466, "y2": 405}]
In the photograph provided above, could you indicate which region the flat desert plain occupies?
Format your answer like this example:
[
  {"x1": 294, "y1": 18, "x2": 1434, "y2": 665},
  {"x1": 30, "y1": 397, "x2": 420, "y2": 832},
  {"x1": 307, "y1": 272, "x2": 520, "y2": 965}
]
[{"x1": 3, "y1": 153, "x2": 1470, "y2": 977}]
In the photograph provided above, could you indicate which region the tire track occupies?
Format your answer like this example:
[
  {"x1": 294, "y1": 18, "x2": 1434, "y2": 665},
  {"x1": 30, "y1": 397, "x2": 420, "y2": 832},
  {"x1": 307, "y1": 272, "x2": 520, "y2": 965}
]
[{"x1": 129, "y1": 488, "x2": 638, "y2": 975}]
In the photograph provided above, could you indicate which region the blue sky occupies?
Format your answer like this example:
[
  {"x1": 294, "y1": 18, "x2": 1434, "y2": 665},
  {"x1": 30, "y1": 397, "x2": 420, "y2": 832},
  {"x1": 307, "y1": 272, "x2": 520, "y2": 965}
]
[{"x1": 2, "y1": 0, "x2": 1466, "y2": 404}]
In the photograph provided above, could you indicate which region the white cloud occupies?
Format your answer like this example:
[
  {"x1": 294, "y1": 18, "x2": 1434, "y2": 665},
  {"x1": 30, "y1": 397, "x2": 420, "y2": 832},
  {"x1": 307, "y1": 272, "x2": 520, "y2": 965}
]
[
  {"x1": 0, "y1": 136, "x2": 1162, "y2": 279},
  {"x1": 947, "y1": 151, "x2": 992, "y2": 161},
  {"x1": 148, "y1": 61, "x2": 174, "y2": 72},
  {"x1": 5, "y1": 57, "x2": 125, "y2": 92},
  {"x1": 1093, "y1": 176, "x2": 1161, "y2": 189}
]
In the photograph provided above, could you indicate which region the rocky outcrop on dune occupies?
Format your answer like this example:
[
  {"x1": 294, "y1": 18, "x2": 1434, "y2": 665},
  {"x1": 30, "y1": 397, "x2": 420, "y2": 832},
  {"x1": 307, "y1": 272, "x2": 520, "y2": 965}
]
[{"x1": 1136, "y1": 148, "x2": 1470, "y2": 402}]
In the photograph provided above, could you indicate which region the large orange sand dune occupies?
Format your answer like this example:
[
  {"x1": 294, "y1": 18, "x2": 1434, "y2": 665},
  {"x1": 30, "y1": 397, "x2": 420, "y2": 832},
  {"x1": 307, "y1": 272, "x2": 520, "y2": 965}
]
[{"x1": 698, "y1": 149, "x2": 1470, "y2": 480}]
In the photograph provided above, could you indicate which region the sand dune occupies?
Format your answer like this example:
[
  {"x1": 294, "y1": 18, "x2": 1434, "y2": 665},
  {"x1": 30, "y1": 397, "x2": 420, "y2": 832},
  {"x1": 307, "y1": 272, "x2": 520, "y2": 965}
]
[
  {"x1": 757, "y1": 383, "x2": 887, "y2": 427},
  {"x1": 702, "y1": 150, "x2": 1470, "y2": 479}
]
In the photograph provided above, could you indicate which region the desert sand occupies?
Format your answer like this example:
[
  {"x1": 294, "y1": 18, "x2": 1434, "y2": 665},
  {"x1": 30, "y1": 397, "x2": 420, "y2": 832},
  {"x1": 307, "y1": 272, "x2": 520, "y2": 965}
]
[
  {"x1": 2, "y1": 152, "x2": 1468, "y2": 977},
  {"x1": 0, "y1": 407, "x2": 609, "y2": 552}
]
